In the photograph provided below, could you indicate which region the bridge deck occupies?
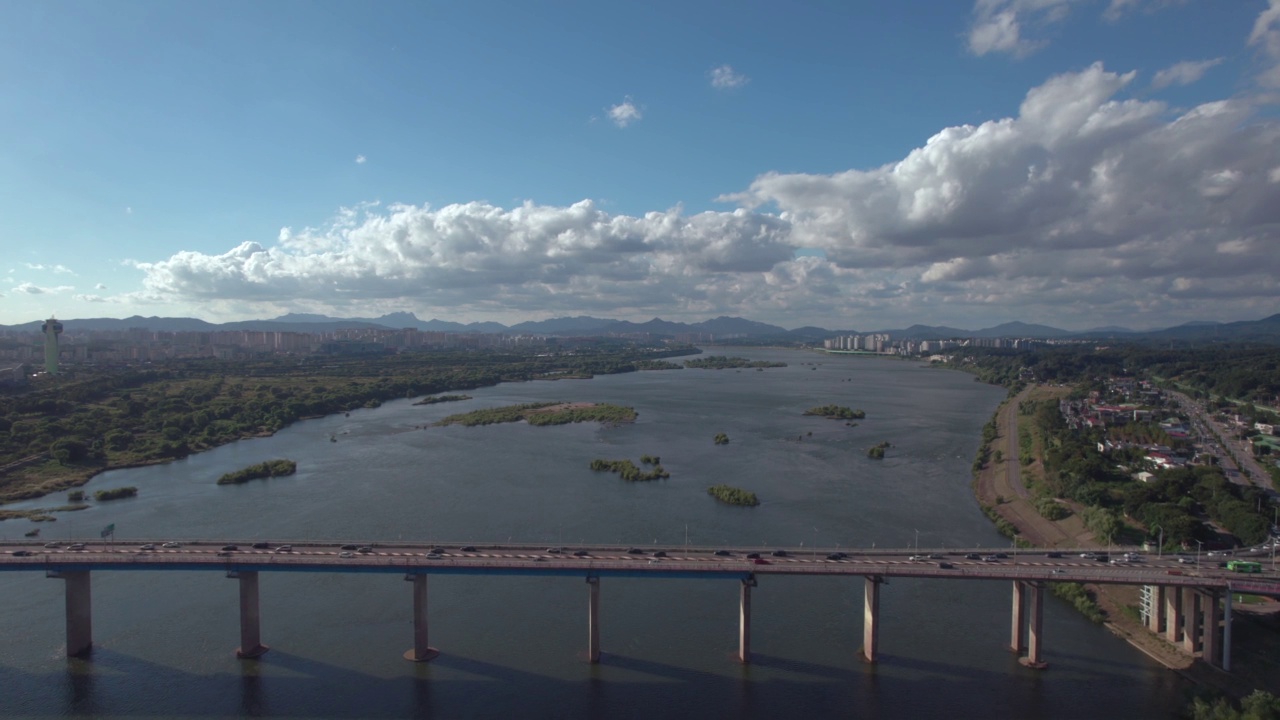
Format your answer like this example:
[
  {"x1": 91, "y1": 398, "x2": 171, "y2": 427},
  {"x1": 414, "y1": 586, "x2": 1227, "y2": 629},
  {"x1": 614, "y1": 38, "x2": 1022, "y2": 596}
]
[{"x1": 4, "y1": 541, "x2": 1278, "y2": 596}]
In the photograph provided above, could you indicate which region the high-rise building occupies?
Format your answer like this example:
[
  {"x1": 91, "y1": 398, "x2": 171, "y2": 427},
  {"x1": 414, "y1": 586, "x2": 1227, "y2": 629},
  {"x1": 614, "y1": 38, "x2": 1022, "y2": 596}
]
[{"x1": 41, "y1": 317, "x2": 63, "y2": 374}]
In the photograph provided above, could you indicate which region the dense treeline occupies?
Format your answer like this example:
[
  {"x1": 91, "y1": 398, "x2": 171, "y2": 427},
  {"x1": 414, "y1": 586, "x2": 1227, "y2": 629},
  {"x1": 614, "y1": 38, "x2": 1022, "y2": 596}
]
[
  {"x1": 0, "y1": 345, "x2": 693, "y2": 503},
  {"x1": 803, "y1": 405, "x2": 866, "y2": 419},
  {"x1": 945, "y1": 344, "x2": 1280, "y2": 407},
  {"x1": 217, "y1": 459, "x2": 298, "y2": 485}
]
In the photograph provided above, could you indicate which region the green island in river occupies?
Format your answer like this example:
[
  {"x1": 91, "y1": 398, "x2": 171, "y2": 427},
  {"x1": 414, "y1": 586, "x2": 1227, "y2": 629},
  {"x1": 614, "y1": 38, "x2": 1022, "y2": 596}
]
[
  {"x1": 803, "y1": 405, "x2": 866, "y2": 420},
  {"x1": 435, "y1": 402, "x2": 637, "y2": 427},
  {"x1": 684, "y1": 355, "x2": 787, "y2": 370},
  {"x1": 589, "y1": 458, "x2": 670, "y2": 481},
  {"x1": 707, "y1": 484, "x2": 759, "y2": 506},
  {"x1": 413, "y1": 394, "x2": 472, "y2": 405},
  {"x1": 217, "y1": 459, "x2": 298, "y2": 485}
]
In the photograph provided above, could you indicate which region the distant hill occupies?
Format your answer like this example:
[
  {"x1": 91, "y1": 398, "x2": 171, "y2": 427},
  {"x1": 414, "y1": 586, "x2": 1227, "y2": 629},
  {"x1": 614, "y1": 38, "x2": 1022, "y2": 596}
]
[
  {"x1": 508, "y1": 316, "x2": 614, "y2": 334},
  {"x1": 3, "y1": 312, "x2": 1279, "y2": 344},
  {"x1": 970, "y1": 321, "x2": 1072, "y2": 339},
  {"x1": 1144, "y1": 313, "x2": 1280, "y2": 343},
  {"x1": 1082, "y1": 326, "x2": 1135, "y2": 334}
]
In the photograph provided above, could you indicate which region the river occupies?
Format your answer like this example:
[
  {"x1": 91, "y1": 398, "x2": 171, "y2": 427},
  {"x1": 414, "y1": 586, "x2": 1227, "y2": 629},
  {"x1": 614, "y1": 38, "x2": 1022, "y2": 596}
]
[{"x1": 0, "y1": 348, "x2": 1189, "y2": 718}]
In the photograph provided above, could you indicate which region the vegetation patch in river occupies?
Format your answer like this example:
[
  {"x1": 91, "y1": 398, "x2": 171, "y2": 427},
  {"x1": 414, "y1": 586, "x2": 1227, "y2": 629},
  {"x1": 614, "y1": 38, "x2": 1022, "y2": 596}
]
[
  {"x1": 684, "y1": 355, "x2": 787, "y2": 370},
  {"x1": 803, "y1": 405, "x2": 866, "y2": 420},
  {"x1": 217, "y1": 459, "x2": 298, "y2": 485},
  {"x1": 867, "y1": 441, "x2": 892, "y2": 459},
  {"x1": 0, "y1": 503, "x2": 90, "y2": 522},
  {"x1": 414, "y1": 394, "x2": 472, "y2": 405},
  {"x1": 589, "y1": 458, "x2": 670, "y2": 481},
  {"x1": 435, "y1": 402, "x2": 638, "y2": 427},
  {"x1": 94, "y1": 486, "x2": 139, "y2": 500},
  {"x1": 707, "y1": 484, "x2": 759, "y2": 506},
  {"x1": 713, "y1": 433, "x2": 730, "y2": 445}
]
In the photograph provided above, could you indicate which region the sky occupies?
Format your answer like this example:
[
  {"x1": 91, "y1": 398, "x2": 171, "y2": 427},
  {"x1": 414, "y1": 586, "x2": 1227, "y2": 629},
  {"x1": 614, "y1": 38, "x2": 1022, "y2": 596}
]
[{"x1": 2, "y1": 0, "x2": 1280, "y2": 332}]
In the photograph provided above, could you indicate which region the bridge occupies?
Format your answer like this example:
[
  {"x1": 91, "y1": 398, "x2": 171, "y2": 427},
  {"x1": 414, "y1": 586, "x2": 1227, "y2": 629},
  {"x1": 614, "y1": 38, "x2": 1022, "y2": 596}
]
[{"x1": 4, "y1": 540, "x2": 1277, "y2": 671}]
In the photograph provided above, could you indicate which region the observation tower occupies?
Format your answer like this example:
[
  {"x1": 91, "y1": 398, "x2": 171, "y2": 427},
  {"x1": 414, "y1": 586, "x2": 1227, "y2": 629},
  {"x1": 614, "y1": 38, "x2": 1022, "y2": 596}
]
[{"x1": 41, "y1": 316, "x2": 63, "y2": 374}]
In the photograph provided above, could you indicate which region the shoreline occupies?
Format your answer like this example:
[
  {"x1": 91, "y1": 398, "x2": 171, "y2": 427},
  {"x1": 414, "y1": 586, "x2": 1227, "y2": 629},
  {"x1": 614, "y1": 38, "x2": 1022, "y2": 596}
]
[{"x1": 970, "y1": 383, "x2": 1280, "y2": 698}]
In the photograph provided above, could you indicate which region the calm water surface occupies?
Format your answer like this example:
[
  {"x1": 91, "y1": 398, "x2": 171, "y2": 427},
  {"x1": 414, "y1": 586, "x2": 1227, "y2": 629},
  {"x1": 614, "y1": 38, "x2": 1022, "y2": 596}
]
[{"x1": 0, "y1": 349, "x2": 1189, "y2": 718}]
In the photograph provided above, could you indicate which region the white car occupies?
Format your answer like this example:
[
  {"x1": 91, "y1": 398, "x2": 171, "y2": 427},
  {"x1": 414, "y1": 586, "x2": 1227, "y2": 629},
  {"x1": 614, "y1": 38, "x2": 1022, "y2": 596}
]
[{"x1": 162, "y1": 542, "x2": 181, "y2": 549}]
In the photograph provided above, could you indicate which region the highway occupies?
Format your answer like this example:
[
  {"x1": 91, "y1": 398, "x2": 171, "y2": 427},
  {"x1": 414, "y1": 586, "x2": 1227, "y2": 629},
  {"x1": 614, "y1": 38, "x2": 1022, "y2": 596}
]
[{"x1": 4, "y1": 540, "x2": 1278, "y2": 594}]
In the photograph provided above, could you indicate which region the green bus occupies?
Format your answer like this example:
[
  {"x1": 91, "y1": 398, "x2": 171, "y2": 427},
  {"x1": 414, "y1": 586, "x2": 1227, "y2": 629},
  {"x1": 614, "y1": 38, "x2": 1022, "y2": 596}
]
[{"x1": 1226, "y1": 560, "x2": 1262, "y2": 573}]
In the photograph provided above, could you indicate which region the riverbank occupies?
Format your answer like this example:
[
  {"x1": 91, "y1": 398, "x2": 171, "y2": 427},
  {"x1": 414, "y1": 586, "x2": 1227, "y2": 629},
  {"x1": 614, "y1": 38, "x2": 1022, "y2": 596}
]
[{"x1": 972, "y1": 384, "x2": 1280, "y2": 698}]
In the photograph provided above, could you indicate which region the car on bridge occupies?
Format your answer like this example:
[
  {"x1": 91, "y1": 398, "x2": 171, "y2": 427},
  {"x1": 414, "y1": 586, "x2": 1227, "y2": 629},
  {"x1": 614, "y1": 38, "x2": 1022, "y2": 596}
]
[
  {"x1": 221, "y1": 545, "x2": 238, "y2": 552},
  {"x1": 10, "y1": 550, "x2": 33, "y2": 557},
  {"x1": 252, "y1": 542, "x2": 270, "y2": 549},
  {"x1": 162, "y1": 542, "x2": 181, "y2": 549},
  {"x1": 715, "y1": 550, "x2": 732, "y2": 557}
]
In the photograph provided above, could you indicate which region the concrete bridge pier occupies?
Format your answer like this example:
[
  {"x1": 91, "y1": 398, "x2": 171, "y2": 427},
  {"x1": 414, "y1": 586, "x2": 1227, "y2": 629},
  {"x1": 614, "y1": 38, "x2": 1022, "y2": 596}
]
[
  {"x1": 1145, "y1": 585, "x2": 1165, "y2": 634},
  {"x1": 587, "y1": 576, "x2": 600, "y2": 663},
  {"x1": 1181, "y1": 587, "x2": 1201, "y2": 655},
  {"x1": 1009, "y1": 581, "x2": 1025, "y2": 655},
  {"x1": 1201, "y1": 589, "x2": 1221, "y2": 668},
  {"x1": 1010, "y1": 580, "x2": 1047, "y2": 669},
  {"x1": 48, "y1": 569, "x2": 93, "y2": 657},
  {"x1": 1222, "y1": 591, "x2": 1233, "y2": 672},
  {"x1": 1021, "y1": 582, "x2": 1047, "y2": 669},
  {"x1": 228, "y1": 571, "x2": 269, "y2": 659},
  {"x1": 738, "y1": 575, "x2": 757, "y2": 663},
  {"x1": 1165, "y1": 587, "x2": 1182, "y2": 644},
  {"x1": 863, "y1": 576, "x2": 882, "y2": 663},
  {"x1": 404, "y1": 574, "x2": 439, "y2": 662}
]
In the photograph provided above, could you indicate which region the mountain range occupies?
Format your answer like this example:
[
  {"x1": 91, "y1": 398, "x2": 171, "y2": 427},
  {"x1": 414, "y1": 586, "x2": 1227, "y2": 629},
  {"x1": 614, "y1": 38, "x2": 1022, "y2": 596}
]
[{"x1": 3, "y1": 313, "x2": 1280, "y2": 344}]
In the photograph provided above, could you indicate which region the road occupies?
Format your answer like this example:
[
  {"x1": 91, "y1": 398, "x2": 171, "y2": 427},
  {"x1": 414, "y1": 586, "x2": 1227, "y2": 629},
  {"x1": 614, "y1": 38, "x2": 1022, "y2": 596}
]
[{"x1": 1168, "y1": 389, "x2": 1276, "y2": 494}]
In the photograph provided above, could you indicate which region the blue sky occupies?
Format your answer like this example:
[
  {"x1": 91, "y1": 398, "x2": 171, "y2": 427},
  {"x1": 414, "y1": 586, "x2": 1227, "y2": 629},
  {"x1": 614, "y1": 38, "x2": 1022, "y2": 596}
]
[{"x1": 3, "y1": 0, "x2": 1279, "y2": 330}]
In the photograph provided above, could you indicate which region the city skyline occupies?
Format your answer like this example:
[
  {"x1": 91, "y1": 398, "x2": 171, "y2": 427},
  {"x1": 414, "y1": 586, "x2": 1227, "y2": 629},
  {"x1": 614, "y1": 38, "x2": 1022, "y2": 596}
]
[{"x1": 3, "y1": 1, "x2": 1280, "y2": 330}]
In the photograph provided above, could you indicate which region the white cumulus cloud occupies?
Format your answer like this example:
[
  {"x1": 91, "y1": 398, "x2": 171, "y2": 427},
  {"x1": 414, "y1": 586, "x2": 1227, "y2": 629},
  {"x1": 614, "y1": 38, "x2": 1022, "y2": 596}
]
[
  {"x1": 133, "y1": 63, "x2": 1280, "y2": 329},
  {"x1": 1151, "y1": 58, "x2": 1223, "y2": 89},
  {"x1": 1251, "y1": 0, "x2": 1280, "y2": 87},
  {"x1": 967, "y1": 0, "x2": 1077, "y2": 57},
  {"x1": 607, "y1": 97, "x2": 642, "y2": 128},
  {"x1": 709, "y1": 64, "x2": 749, "y2": 89},
  {"x1": 355, "y1": 154, "x2": 367, "y2": 164}
]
